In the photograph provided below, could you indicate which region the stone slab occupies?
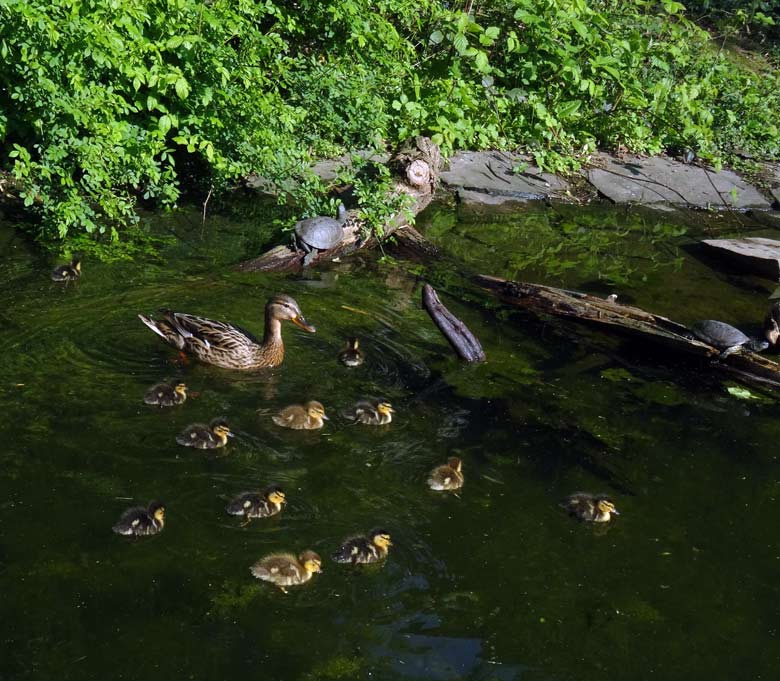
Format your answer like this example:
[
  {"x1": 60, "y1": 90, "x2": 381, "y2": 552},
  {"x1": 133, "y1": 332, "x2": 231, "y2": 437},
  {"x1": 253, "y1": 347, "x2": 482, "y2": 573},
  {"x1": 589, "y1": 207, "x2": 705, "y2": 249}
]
[
  {"x1": 588, "y1": 153, "x2": 771, "y2": 209},
  {"x1": 440, "y1": 150, "x2": 569, "y2": 200},
  {"x1": 701, "y1": 237, "x2": 780, "y2": 279}
]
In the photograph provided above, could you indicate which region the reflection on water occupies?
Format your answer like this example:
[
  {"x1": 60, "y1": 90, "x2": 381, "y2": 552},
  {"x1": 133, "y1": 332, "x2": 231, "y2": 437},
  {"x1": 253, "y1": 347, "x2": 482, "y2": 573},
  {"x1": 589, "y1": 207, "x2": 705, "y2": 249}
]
[{"x1": 0, "y1": 202, "x2": 778, "y2": 680}]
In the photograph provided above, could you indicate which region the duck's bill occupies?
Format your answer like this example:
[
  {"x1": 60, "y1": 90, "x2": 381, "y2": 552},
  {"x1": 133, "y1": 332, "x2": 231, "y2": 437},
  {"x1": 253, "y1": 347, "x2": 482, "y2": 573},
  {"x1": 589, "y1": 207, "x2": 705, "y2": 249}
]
[
  {"x1": 321, "y1": 414, "x2": 330, "y2": 420},
  {"x1": 226, "y1": 431, "x2": 236, "y2": 438},
  {"x1": 611, "y1": 509, "x2": 620, "y2": 515},
  {"x1": 292, "y1": 315, "x2": 316, "y2": 333}
]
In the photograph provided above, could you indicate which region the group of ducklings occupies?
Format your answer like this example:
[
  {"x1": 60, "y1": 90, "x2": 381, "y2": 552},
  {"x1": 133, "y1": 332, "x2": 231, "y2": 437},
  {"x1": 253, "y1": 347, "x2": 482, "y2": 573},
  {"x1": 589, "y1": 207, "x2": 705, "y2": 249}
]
[{"x1": 48, "y1": 263, "x2": 621, "y2": 592}]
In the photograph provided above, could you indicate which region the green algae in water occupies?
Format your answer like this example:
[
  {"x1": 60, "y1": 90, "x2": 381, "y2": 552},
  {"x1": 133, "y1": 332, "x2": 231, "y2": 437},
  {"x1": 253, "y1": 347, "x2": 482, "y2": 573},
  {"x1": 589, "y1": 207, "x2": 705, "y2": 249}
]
[{"x1": 0, "y1": 204, "x2": 779, "y2": 681}]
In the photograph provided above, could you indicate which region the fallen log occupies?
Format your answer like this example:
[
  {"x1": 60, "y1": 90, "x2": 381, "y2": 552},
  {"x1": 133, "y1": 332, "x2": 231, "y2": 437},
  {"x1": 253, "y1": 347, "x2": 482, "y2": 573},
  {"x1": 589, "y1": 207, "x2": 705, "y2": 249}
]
[
  {"x1": 422, "y1": 284, "x2": 486, "y2": 362},
  {"x1": 235, "y1": 136, "x2": 442, "y2": 273},
  {"x1": 475, "y1": 274, "x2": 780, "y2": 389}
]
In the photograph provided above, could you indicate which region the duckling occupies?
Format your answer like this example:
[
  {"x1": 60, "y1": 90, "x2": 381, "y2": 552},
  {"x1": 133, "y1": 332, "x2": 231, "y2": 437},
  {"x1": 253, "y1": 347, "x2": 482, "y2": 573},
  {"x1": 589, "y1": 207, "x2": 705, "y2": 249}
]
[
  {"x1": 51, "y1": 258, "x2": 81, "y2": 282},
  {"x1": 764, "y1": 302, "x2": 780, "y2": 349},
  {"x1": 226, "y1": 485, "x2": 286, "y2": 524},
  {"x1": 272, "y1": 400, "x2": 328, "y2": 430},
  {"x1": 332, "y1": 528, "x2": 392, "y2": 565},
  {"x1": 427, "y1": 457, "x2": 464, "y2": 491},
  {"x1": 250, "y1": 550, "x2": 322, "y2": 593},
  {"x1": 112, "y1": 501, "x2": 165, "y2": 536},
  {"x1": 176, "y1": 418, "x2": 233, "y2": 449},
  {"x1": 143, "y1": 381, "x2": 188, "y2": 407},
  {"x1": 338, "y1": 337, "x2": 365, "y2": 367},
  {"x1": 343, "y1": 399, "x2": 394, "y2": 426},
  {"x1": 562, "y1": 492, "x2": 619, "y2": 523}
]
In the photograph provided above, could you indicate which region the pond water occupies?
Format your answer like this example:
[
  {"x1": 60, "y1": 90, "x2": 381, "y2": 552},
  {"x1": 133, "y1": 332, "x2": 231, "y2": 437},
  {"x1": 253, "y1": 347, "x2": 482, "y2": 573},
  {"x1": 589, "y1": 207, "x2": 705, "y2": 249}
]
[{"x1": 1, "y1": 200, "x2": 778, "y2": 681}]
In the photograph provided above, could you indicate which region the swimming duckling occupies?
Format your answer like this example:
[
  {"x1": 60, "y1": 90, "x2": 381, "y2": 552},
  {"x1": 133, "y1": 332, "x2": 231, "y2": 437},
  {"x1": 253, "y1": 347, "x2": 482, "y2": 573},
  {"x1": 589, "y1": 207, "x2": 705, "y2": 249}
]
[
  {"x1": 226, "y1": 485, "x2": 286, "y2": 524},
  {"x1": 112, "y1": 501, "x2": 165, "y2": 536},
  {"x1": 338, "y1": 338, "x2": 365, "y2": 367},
  {"x1": 562, "y1": 492, "x2": 619, "y2": 523},
  {"x1": 344, "y1": 399, "x2": 394, "y2": 425},
  {"x1": 250, "y1": 550, "x2": 322, "y2": 593},
  {"x1": 51, "y1": 258, "x2": 81, "y2": 282},
  {"x1": 143, "y1": 381, "x2": 188, "y2": 407},
  {"x1": 176, "y1": 418, "x2": 233, "y2": 449},
  {"x1": 332, "y1": 528, "x2": 392, "y2": 565},
  {"x1": 271, "y1": 400, "x2": 328, "y2": 430},
  {"x1": 427, "y1": 457, "x2": 464, "y2": 491}
]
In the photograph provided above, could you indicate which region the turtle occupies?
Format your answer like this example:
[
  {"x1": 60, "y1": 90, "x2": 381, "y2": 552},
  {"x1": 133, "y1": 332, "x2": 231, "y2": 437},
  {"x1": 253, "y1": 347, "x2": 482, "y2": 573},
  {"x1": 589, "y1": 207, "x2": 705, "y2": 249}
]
[
  {"x1": 690, "y1": 319, "x2": 769, "y2": 358},
  {"x1": 293, "y1": 203, "x2": 347, "y2": 266}
]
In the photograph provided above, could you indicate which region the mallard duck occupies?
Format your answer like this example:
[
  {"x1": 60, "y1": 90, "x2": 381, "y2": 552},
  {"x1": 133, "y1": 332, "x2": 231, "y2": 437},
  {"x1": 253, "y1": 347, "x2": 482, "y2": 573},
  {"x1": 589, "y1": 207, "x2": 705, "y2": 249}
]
[
  {"x1": 427, "y1": 457, "x2": 464, "y2": 491},
  {"x1": 226, "y1": 485, "x2": 286, "y2": 524},
  {"x1": 176, "y1": 418, "x2": 233, "y2": 449},
  {"x1": 271, "y1": 401, "x2": 328, "y2": 430},
  {"x1": 562, "y1": 492, "x2": 619, "y2": 523},
  {"x1": 344, "y1": 399, "x2": 394, "y2": 425},
  {"x1": 338, "y1": 337, "x2": 364, "y2": 367},
  {"x1": 250, "y1": 550, "x2": 322, "y2": 593},
  {"x1": 51, "y1": 258, "x2": 81, "y2": 282},
  {"x1": 143, "y1": 381, "x2": 188, "y2": 407},
  {"x1": 138, "y1": 294, "x2": 315, "y2": 370},
  {"x1": 332, "y1": 528, "x2": 392, "y2": 565},
  {"x1": 764, "y1": 302, "x2": 780, "y2": 348},
  {"x1": 112, "y1": 501, "x2": 165, "y2": 536}
]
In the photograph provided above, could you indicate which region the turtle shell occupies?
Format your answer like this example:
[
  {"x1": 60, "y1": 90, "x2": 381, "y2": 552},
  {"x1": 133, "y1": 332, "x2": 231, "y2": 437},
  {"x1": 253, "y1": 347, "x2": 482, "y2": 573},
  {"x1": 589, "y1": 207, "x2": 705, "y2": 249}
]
[
  {"x1": 691, "y1": 320, "x2": 751, "y2": 349},
  {"x1": 294, "y1": 205, "x2": 346, "y2": 250}
]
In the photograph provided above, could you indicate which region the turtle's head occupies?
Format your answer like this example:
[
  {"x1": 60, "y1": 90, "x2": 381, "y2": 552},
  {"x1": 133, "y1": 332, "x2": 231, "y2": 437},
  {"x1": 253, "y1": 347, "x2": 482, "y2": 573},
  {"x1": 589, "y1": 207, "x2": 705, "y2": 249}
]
[{"x1": 747, "y1": 338, "x2": 770, "y2": 353}]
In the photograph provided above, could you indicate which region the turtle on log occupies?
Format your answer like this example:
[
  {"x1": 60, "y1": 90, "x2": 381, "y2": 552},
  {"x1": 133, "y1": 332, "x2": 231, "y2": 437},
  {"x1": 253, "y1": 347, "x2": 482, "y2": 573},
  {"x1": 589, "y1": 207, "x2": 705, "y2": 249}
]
[
  {"x1": 293, "y1": 203, "x2": 347, "y2": 266},
  {"x1": 690, "y1": 319, "x2": 769, "y2": 358}
]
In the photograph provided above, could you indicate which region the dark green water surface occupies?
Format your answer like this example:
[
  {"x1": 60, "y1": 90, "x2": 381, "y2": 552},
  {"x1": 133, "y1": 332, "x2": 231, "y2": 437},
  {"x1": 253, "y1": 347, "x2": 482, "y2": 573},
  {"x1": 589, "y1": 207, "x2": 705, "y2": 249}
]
[{"x1": 1, "y1": 201, "x2": 778, "y2": 680}]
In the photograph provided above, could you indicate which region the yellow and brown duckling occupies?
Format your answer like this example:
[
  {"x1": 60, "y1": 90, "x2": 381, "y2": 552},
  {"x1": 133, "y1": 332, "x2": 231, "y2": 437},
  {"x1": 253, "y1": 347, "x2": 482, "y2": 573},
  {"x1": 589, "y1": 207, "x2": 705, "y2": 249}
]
[
  {"x1": 250, "y1": 550, "x2": 322, "y2": 593},
  {"x1": 338, "y1": 337, "x2": 365, "y2": 367},
  {"x1": 272, "y1": 400, "x2": 328, "y2": 430},
  {"x1": 427, "y1": 457, "x2": 464, "y2": 491},
  {"x1": 226, "y1": 485, "x2": 286, "y2": 524},
  {"x1": 112, "y1": 501, "x2": 165, "y2": 536},
  {"x1": 143, "y1": 381, "x2": 188, "y2": 407},
  {"x1": 138, "y1": 294, "x2": 315, "y2": 370},
  {"x1": 332, "y1": 528, "x2": 392, "y2": 565},
  {"x1": 562, "y1": 492, "x2": 619, "y2": 523},
  {"x1": 344, "y1": 399, "x2": 394, "y2": 426},
  {"x1": 51, "y1": 258, "x2": 81, "y2": 282},
  {"x1": 176, "y1": 418, "x2": 233, "y2": 449}
]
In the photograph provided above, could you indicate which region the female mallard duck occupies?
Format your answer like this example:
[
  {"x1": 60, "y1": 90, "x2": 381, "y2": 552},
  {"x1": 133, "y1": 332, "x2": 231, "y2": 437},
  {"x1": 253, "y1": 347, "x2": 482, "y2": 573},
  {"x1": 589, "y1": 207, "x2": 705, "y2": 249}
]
[
  {"x1": 427, "y1": 457, "x2": 464, "y2": 491},
  {"x1": 226, "y1": 485, "x2": 286, "y2": 524},
  {"x1": 338, "y1": 337, "x2": 364, "y2": 367},
  {"x1": 176, "y1": 418, "x2": 233, "y2": 449},
  {"x1": 112, "y1": 502, "x2": 165, "y2": 536},
  {"x1": 562, "y1": 493, "x2": 619, "y2": 523},
  {"x1": 250, "y1": 550, "x2": 322, "y2": 593},
  {"x1": 143, "y1": 381, "x2": 188, "y2": 407},
  {"x1": 272, "y1": 401, "x2": 328, "y2": 430},
  {"x1": 332, "y1": 528, "x2": 392, "y2": 565},
  {"x1": 344, "y1": 399, "x2": 394, "y2": 425},
  {"x1": 138, "y1": 294, "x2": 315, "y2": 370},
  {"x1": 51, "y1": 258, "x2": 81, "y2": 282}
]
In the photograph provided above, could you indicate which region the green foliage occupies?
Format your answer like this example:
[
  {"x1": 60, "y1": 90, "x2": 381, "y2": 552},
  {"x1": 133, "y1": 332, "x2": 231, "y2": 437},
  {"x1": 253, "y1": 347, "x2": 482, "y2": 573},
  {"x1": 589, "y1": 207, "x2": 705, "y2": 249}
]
[{"x1": 1, "y1": 0, "x2": 780, "y2": 250}]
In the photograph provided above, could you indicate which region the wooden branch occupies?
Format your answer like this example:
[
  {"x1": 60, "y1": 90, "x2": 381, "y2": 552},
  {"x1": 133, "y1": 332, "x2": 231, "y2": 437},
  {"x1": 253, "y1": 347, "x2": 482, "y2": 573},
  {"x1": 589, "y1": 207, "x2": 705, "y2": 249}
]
[
  {"x1": 234, "y1": 136, "x2": 442, "y2": 273},
  {"x1": 422, "y1": 284, "x2": 486, "y2": 362},
  {"x1": 476, "y1": 274, "x2": 780, "y2": 389}
]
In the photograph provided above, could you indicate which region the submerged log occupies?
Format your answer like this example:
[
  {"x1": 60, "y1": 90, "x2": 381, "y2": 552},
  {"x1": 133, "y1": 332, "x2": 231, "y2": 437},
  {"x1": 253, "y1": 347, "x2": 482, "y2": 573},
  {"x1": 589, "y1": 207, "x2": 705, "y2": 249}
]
[
  {"x1": 476, "y1": 274, "x2": 780, "y2": 388},
  {"x1": 422, "y1": 284, "x2": 486, "y2": 362},
  {"x1": 235, "y1": 136, "x2": 443, "y2": 273}
]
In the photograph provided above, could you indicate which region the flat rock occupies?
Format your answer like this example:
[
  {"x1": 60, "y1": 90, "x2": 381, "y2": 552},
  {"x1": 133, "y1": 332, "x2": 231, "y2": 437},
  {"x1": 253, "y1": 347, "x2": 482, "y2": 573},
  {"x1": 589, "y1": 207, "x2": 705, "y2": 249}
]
[
  {"x1": 588, "y1": 153, "x2": 771, "y2": 209},
  {"x1": 701, "y1": 237, "x2": 780, "y2": 279},
  {"x1": 440, "y1": 151, "x2": 569, "y2": 201}
]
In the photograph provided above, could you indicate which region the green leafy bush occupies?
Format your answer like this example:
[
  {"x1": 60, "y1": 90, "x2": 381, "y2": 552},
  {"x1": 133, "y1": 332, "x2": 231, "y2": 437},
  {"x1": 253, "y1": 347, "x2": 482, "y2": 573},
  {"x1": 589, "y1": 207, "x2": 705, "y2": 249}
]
[{"x1": 1, "y1": 0, "x2": 780, "y2": 250}]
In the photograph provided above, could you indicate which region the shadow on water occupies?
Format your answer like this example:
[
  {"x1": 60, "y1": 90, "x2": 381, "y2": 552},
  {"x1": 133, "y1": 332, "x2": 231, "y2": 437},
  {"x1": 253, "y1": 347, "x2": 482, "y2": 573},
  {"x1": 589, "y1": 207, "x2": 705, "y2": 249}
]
[{"x1": 0, "y1": 199, "x2": 778, "y2": 680}]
